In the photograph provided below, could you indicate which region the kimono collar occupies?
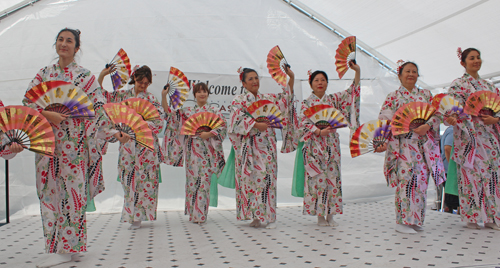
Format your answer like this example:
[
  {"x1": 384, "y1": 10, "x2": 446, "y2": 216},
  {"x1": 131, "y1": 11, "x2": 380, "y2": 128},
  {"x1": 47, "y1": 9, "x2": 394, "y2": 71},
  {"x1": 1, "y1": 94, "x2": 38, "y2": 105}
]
[
  {"x1": 132, "y1": 87, "x2": 148, "y2": 97},
  {"x1": 398, "y1": 85, "x2": 419, "y2": 94},
  {"x1": 463, "y1": 72, "x2": 482, "y2": 81},
  {"x1": 309, "y1": 92, "x2": 326, "y2": 102},
  {"x1": 244, "y1": 89, "x2": 263, "y2": 102},
  {"x1": 194, "y1": 103, "x2": 209, "y2": 110},
  {"x1": 56, "y1": 60, "x2": 78, "y2": 73}
]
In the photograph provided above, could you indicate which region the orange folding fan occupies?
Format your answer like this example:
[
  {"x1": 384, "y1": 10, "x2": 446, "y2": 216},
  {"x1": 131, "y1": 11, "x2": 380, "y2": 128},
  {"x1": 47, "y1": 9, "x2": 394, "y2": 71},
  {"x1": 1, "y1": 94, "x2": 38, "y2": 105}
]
[
  {"x1": 120, "y1": 98, "x2": 160, "y2": 121},
  {"x1": 431, "y1": 93, "x2": 447, "y2": 110},
  {"x1": 103, "y1": 103, "x2": 154, "y2": 151},
  {"x1": 247, "y1": 100, "x2": 283, "y2": 128},
  {"x1": 266, "y1": 45, "x2": 290, "y2": 87},
  {"x1": 335, "y1": 36, "x2": 356, "y2": 79},
  {"x1": 180, "y1": 112, "x2": 225, "y2": 135},
  {"x1": 464, "y1": 90, "x2": 500, "y2": 117},
  {"x1": 107, "y1": 48, "x2": 132, "y2": 91},
  {"x1": 391, "y1": 102, "x2": 436, "y2": 136},
  {"x1": 303, "y1": 104, "x2": 348, "y2": 129},
  {"x1": 350, "y1": 119, "x2": 391, "y2": 157},
  {"x1": 165, "y1": 67, "x2": 190, "y2": 109},
  {"x1": 25, "y1": 81, "x2": 95, "y2": 119},
  {"x1": 0, "y1": 105, "x2": 55, "y2": 156}
]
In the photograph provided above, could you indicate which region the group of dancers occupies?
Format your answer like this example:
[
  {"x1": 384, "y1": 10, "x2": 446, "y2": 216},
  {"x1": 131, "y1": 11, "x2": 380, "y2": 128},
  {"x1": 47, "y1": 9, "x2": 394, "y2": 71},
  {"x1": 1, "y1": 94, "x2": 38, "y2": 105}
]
[{"x1": 0, "y1": 28, "x2": 499, "y2": 267}]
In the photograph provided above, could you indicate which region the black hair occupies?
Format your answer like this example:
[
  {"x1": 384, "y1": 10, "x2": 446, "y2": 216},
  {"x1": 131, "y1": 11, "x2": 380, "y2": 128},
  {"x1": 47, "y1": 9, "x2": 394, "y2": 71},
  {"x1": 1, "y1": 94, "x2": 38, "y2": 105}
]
[
  {"x1": 309, "y1": 70, "x2": 328, "y2": 86},
  {"x1": 398, "y1": 62, "x2": 419, "y2": 76},
  {"x1": 241, "y1": 68, "x2": 258, "y2": 83},
  {"x1": 461, "y1": 48, "x2": 481, "y2": 63},
  {"x1": 55, "y1": 28, "x2": 81, "y2": 50},
  {"x1": 193, "y1": 82, "x2": 209, "y2": 97},
  {"x1": 129, "y1": 65, "x2": 152, "y2": 85}
]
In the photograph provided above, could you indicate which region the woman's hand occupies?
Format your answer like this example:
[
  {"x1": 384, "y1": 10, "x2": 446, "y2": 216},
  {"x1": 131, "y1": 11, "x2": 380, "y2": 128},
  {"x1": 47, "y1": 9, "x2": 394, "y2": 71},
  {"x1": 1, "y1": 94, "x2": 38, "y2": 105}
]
[
  {"x1": 254, "y1": 122, "x2": 269, "y2": 132},
  {"x1": 199, "y1": 131, "x2": 215, "y2": 140},
  {"x1": 41, "y1": 110, "x2": 69, "y2": 125},
  {"x1": 98, "y1": 64, "x2": 116, "y2": 87},
  {"x1": 114, "y1": 132, "x2": 131, "y2": 143},
  {"x1": 349, "y1": 61, "x2": 360, "y2": 73},
  {"x1": 413, "y1": 124, "x2": 431, "y2": 136},
  {"x1": 162, "y1": 84, "x2": 170, "y2": 99},
  {"x1": 284, "y1": 65, "x2": 294, "y2": 79},
  {"x1": 7, "y1": 143, "x2": 24, "y2": 153},
  {"x1": 445, "y1": 115, "x2": 457, "y2": 126},
  {"x1": 315, "y1": 126, "x2": 336, "y2": 136},
  {"x1": 374, "y1": 142, "x2": 387, "y2": 153},
  {"x1": 480, "y1": 115, "x2": 500, "y2": 125}
]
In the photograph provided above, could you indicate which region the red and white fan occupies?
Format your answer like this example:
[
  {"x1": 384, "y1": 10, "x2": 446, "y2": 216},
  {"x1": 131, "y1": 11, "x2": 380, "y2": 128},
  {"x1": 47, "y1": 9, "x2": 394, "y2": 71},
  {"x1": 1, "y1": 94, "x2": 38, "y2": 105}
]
[{"x1": 335, "y1": 36, "x2": 356, "y2": 79}]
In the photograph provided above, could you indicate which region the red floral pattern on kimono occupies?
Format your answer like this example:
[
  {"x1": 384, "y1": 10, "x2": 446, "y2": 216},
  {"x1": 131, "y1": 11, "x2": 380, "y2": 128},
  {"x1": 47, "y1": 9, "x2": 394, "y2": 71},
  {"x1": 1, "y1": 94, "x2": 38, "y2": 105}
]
[
  {"x1": 228, "y1": 85, "x2": 298, "y2": 224},
  {"x1": 102, "y1": 88, "x2": 164, "y2": 223},
  {"x1": 299, "y1": 83, "x2": 360, "y2": 216},
  {"x1": 0, "y1": 99, "x2": 17, "y2": 160},
  {"x1": 163, "y1": 104, "x2": 226, "y2": 223},
  {"x1": 448, "y1": 73, "x2": 500, "y2": 224},
  {"x1": 379, "y1": 86, "x2": 445, "y2": 226},
  {"x1": 23, "y1": 61, "x2": 116, "y2": 253}
]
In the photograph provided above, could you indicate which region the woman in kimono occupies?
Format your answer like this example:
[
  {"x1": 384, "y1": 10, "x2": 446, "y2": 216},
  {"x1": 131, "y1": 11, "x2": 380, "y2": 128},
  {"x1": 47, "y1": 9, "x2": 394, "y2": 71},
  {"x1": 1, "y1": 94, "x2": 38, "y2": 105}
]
[
  {"x1": 0, "y1": 99, "x2": 24, "y2": 159},
  {"x1": 376, "y1": 61, "x2": 445, "y2": 234},
  {"x1": 98, "y1": 65, "x2": 165, "y2": 230},
  {"x1": 161, "y1": 82, "x2": 226, "y2": 225},
  {"x1": 445, "y1": 48, "x2": 500, "y2": 230},
  {"x1": 298, "y1": 62, "x2": 361, "y2": 227},
  {"x1": 23, "y1": 28, "x2": 123, "y2": 268},
  {"x1": 228, "y1": 66, "x2": 297, "y2": 229}
]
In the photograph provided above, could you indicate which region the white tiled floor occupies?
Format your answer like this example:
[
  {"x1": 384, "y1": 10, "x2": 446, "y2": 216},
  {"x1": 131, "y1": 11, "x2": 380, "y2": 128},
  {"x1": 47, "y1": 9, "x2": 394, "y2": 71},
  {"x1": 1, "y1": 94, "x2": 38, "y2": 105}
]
[{"x1": 1, "y1": 201, "x2": 499, "y2": 268}]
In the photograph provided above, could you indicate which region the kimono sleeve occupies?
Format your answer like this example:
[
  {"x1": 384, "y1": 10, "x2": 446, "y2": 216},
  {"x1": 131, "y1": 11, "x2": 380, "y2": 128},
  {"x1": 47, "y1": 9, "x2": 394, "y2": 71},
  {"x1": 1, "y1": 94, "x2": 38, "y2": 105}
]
[
  {"x1": 0, "y1": 133, "x2": 16, "y2": 160},
  {"x1": 269, "y1": 85, "x2": 298, "y2": 153},
  {"x1": 330, "y1": 82, "x2": 361, "y2": 133},
  {"x1": 22, "y1": 68, "x2": 46, "y2": 112},
  {"x1": 83, "y1": 74, "x2": 117, "y2": 139},
  {"x1": 210, "y1": 108, "x2": 228, "y2": 141},
  {"x1": 145, "y1": 94, "x2": 165, "y2": 135},
  {"x1": 162, "y1": 108, "x2": 184, "y2": 166}
]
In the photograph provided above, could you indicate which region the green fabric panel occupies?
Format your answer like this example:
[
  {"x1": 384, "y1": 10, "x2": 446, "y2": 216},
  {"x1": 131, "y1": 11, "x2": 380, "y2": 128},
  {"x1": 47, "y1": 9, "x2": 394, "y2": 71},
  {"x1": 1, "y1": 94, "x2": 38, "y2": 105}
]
[
  {"x1": 209, "y1": 173, "x2": 218, "y2": 207},
  {"x1": 444, "y1": 143, "x2": 458, "y2": 196},
  {"x1": 217, "y1": 147, "x2": 236, "y2": 189},
  {"x1": 86, "y1": 188, "x2": 96, "y2": 212},
  {"x1": 291, "y1": 142, "x2": 305, "y2": 198}
]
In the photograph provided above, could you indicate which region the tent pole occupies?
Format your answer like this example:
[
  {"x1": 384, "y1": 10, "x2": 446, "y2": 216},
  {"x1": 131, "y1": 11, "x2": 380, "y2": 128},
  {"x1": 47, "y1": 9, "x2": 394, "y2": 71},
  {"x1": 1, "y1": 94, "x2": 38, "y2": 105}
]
[{"x1": 1, "y1": 159, "x2": 8, "y2": 226}]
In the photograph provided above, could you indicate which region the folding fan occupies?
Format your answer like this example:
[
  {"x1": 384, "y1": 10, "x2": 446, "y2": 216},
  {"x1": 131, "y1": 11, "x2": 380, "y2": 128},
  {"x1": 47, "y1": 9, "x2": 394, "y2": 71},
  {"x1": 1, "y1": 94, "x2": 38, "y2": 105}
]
[
  {"x1": 120, "y1": 98, "x2": 160, "y2": 121},
  {"x1": 391, "y1": 102, "x2": 436, "y2": 136},
  {"x1": 103, "y1": 103, "x2": 154, "y2": 151},
  {"x1": 350, "y1": 119, "x2": 391, "y2": 157},
  {"x1": 431, "y1": 93, "x2": 447, "y2": 110},
  {"x1": 266, "y1": 45, "x2": 290, "y2": 87},
  {"x1": 464, "y1": 90, "x2": 500, "y2": 117},
  {"x1": 106, "y1": 48, "x2": 132, "y2": 91},
  {"x1": 0, "y1": 105, "x2": 55, "y2": 156},
  {"x1": 335, "y1": 36, "x2": 356, "y2": 79},
  {"x1": 25, "y1": 81, "x2": 95, "y2": 119},
  {"x1": 165, "y1": 67, "x2": 190, "y2": 109},
  {"x1": 247, "y1": 100, "x2": 283, "y2": 128},
  {"x1": 180, "y1": 112, "x2": 225, "y2": 135},
  {"x1": 436, "y1": 95, "x2": 466, "y2": 119},
  {"x1": 303, "y1": 104, "x2": 348, "y2": 129}
]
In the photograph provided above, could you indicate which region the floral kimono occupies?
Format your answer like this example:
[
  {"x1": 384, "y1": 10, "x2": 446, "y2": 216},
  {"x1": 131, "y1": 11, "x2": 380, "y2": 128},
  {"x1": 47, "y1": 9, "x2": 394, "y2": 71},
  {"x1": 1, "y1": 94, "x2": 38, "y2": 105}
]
[
  {"x1": 448, "y1": 73, "x2": 500, "y2": 224},
  {"x1": 298, "y1": 83, "x2": 360, "y2": 216},
  {"x1": 0, "y1": 99, "x2": 17, "y2": 159},
  {"x1": 23, "y1": 61, "x2": 116, "y2": 253},
  {"x1": 228, "y1": 85, "x2": 297, "y2": 224},
  {"x1": 163, "y1": 104, "x2": 226, "y2": 223},
  {"x1": 379, "y1": 86, "x2": 445, "y2": 226},
  {"x1": 102, "y1": 88, "x2": 164, "y2": 223}
]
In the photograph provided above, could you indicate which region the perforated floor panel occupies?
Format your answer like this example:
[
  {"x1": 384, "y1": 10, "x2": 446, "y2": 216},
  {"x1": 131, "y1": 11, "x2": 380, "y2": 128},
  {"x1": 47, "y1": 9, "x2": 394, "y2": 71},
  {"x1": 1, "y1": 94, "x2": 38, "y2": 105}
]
[{"x1": 1, "y1": 201, "x2": 499, "y2": 268}]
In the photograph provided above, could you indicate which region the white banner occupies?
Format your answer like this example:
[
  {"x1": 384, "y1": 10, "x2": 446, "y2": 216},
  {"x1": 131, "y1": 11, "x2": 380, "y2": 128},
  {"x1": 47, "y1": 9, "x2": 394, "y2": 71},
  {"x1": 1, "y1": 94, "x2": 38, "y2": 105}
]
[{"x1": 147, "y1": 70, "x2": 302, "y2": 120}]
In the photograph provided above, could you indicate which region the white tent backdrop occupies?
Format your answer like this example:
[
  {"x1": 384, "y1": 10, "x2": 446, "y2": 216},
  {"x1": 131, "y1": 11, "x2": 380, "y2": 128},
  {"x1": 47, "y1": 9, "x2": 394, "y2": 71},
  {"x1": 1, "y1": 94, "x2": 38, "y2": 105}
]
[{"x1": 0, "y1": 0, "x2": 446, "y2": 220}]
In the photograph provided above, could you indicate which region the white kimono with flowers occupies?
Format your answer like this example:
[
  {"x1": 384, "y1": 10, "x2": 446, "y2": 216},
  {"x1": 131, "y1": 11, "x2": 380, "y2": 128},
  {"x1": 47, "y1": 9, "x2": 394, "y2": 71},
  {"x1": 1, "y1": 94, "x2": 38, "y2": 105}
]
[
  {"x1": 228, "y1": 86, "x2": 298, "y2": 224},
  {"x1": 23, "y1": 61, "x2": 116, "y2": 253}
]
